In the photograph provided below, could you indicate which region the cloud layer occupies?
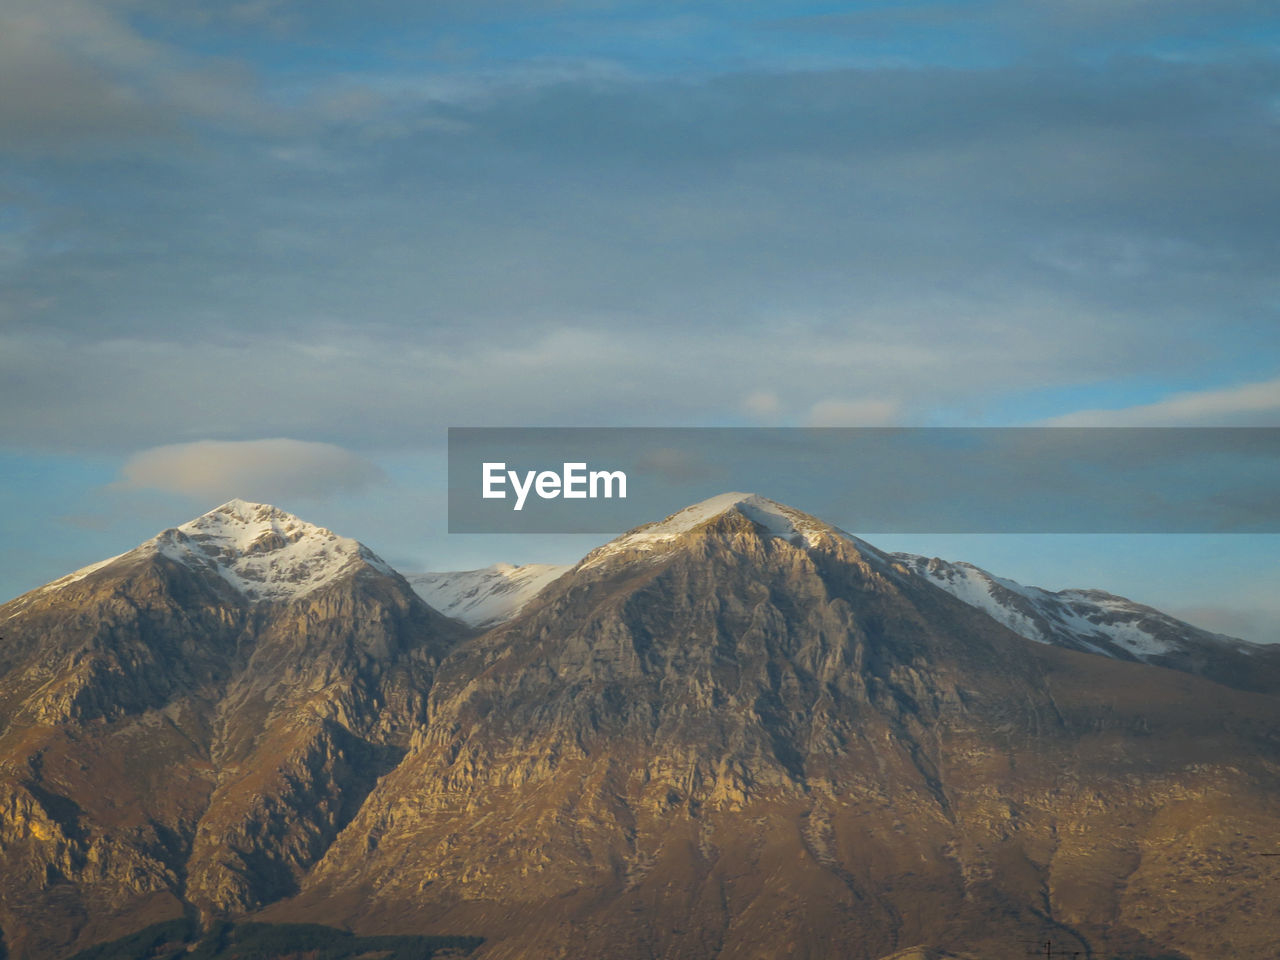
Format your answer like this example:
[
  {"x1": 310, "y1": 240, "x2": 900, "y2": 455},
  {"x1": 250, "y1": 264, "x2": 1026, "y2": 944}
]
[
  {"x1": 0, "y1": 1, "x2": 1276, "y2": 454},
  {"x1": 118, "y1": 439, "x2": 385, "y2": 502},
  {"x1": 1041, "y1": 377, "x2": 1280, "y2": 426},
  {"x1": 0, "y1": 0, "x2": 1275, "y2": 628}
]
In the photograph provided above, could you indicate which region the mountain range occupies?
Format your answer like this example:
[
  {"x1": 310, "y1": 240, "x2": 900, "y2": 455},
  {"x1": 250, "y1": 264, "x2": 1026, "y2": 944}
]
[{"x1": 1, "y1": 494, "x2": 1277, "y2": 960}]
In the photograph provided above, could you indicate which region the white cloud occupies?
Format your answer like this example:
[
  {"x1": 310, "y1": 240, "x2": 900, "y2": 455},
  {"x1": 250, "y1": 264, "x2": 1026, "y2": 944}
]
[
  {"x1": 0, "y1": 315, "x2": 1114, "y2": 452},
  {"x1": 743, "y1": 390, "x2": 780, "y2": 420},
  {"x1": 118, "y1": 438, "x2": 385, "y2": 502},
  {"x1": 805, "y1": 398, "x2": 899, "y2": 427},
  {"x1": 0, "y1": 0, "x2": 275, "y2": 154},
  {"x1": 1041, "y1": 376, "x2": 1280, "y2": 426}
]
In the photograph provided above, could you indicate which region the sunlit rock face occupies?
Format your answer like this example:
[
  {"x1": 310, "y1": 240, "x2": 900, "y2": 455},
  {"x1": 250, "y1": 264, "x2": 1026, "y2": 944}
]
[
  {"x1": 0, "y1": 502, "x2": 468, "y2": 958},
  {"x1": 1, "y1": 496, "x2": 1278, "y2": 960},
  {"x1": 290, "y1": 497, "x2": 1280, "y2": 960}
]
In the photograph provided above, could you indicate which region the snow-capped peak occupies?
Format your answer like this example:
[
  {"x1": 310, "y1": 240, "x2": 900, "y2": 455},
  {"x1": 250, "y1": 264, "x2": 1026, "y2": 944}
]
[
  {"x1": 578, "y1": 492, "x2": 855, "y2": 570},
  {"x1": 143, "y1": 499, "x2": 395, "y2": 602},
  {"x1": 39, "y1": 499, "x2": 395, "y2": 604},
  {"x1": 176, "y1": 498, "x2": 321, "y2": 549}
]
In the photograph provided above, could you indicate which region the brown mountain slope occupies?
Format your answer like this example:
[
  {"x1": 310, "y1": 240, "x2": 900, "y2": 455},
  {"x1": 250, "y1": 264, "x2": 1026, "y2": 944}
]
[
  {"x1": 0, "y1": 503, "x2": 469, "y2": 959},
  {"x1": 267, "y1": 497, "x2": 1280, "y2": 960},
  {"x1": 2, "y1": 495, "x2": 1278, "y2": 960}
]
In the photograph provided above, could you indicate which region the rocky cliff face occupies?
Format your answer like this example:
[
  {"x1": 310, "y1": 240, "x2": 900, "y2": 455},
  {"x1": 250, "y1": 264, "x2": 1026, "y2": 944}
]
[
  {"x1": 1, "y1": 495, "x2": 1278, "y2": 960},
  {"x1": 281, "y1": 497, "x2": 1280, "y2": 960},
  {"x1": 0, "y1": 502, "x2": 468, "y2": 958}
]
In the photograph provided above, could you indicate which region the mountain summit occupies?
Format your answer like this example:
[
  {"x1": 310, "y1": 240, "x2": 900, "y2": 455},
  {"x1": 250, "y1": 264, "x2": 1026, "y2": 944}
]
[
  {"x1": 1, "y1": 495, "x2": 1278, "y2": 960},
  {"x1": 416, "y1": 493, "x2": 1274, "y2": 693},
  {"x1": 576, "y1": 492, "x2": 904, "y2": 569},
  {"x1": 36, "y1": 498, "x2": 395, "y2": 605},
  {"x1": 587, "y1": 491, "x2": 835, "y2": 551},
  {"x1": 0, "y1": 501, "x2": 467, "y2": 957},
  {"x1": 295, "y1": 493, "x2": 1280, "y2": 960}
]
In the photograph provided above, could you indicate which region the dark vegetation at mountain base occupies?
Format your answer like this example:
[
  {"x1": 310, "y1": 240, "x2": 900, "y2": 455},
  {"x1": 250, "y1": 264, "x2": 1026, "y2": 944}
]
[{"x1": 66, "y1": 920, "x2": 482, "y2": 960}]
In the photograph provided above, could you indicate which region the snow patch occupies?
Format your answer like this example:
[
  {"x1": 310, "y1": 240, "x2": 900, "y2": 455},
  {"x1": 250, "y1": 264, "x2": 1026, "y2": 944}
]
[
  {"x1": 580, "y1": 493, "x2": 833, "y2": 568},
  {"x1": 892, "y1": 552, "x2": 1251, "y2": 662},
  {"x1": 150, "y1": 498, "x2": 394, "y2": 601},
  {"x1": 406, "y1": 563, "x2": 569, "y2": 627},
  {"x1": 37, "y1": 553, "x2": 127, "y2": 594},
  {"x1": 34, "y1": 499, "x2": 395, "y2": 604}
]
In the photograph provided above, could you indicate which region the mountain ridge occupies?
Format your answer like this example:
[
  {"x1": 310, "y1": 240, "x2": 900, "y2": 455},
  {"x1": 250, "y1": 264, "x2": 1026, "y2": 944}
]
[
  {"x1": 271, "y1": 497, "x2": 1280, "y2": 960},
  {"x1": 1, "y1": 494, "x2": 1278, "y2": 960},
  {"x1": 407, "y1": 494, "x2": 1272, "y2": 692},
  {"x1": 0, "y1": 499, "x2": 470, "y2": 957},
  {"x1": 406, "y1": 563, "x2": 569, "y2": 628}
]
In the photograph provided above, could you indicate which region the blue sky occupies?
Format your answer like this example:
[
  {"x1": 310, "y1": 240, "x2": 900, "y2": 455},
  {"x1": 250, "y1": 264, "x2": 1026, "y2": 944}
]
[{"x1": 1, "y1": 0, "x2": 1277, "y2": 641}]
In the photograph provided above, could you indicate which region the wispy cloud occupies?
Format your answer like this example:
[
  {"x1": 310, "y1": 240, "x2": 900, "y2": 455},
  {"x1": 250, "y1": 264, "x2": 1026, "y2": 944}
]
[
  {"x1": 805, "y1": 399, "x2": 900, "y2": 427},
  {"x1": 0, "y1": 316, "x2": 1152, "y2": 451},
  {"x1": 0, "y1": 0, "x2": 277, "y2": 155},
  {"x1": 1041, "y1": 376, "x2": 1280, "y2": 426}
]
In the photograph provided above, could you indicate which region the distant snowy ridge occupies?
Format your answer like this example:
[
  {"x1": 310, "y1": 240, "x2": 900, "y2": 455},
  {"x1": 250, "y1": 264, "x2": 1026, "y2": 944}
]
[
  {"x1": 892, "y1": 553, "x2": 1256, "y2": 662},
  {"x1": 20, "y1": 494, "x2": 1259, "y2": 665},
  {"x1": 406, "y1": 563, "x2": 569, "y2": 628},
  {"x1": 422, "y1": 494, "x2": 1258, "y2": 666},
  {"x1": 43, "y1": 499, "x2": 395, "y2": 603}
]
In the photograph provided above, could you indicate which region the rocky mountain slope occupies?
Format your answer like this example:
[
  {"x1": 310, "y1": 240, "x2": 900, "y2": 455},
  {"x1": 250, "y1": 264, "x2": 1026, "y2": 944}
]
[
  {"x1": 274, "y1": 495, "x2": 1280, "y2": 960},
  {"x1": 2, "y1": 494, "x2": 1278, "y2": 960},
  {"x1": 416, "y1": 499, "x2": 1272, "y2": 693},
  {"x1": 0, "y1": 500, "x2": 469, "y2": 958}
]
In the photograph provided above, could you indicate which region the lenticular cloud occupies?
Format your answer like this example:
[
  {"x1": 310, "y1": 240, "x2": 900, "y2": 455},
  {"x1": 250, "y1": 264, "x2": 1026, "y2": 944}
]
[{"x1": 118, "y1": 438, "x2": 384, "y2": 502}]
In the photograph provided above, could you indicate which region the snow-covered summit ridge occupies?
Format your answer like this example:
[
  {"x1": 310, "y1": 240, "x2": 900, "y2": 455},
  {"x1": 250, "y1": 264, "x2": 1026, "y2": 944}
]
[
  {"x1": 43, "y1": 499, "x2": 394, "y2": 603},
  {"x1": 579, "y1": 492, "x2": 883, "y2": 570},
  {"x1": 596, "y1": 492, "x2": 810, "y2": 551},
  {"x1": 154, "y1": 498, "x2": 395, "y2": 601}
]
